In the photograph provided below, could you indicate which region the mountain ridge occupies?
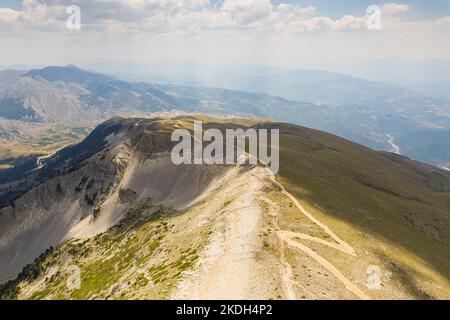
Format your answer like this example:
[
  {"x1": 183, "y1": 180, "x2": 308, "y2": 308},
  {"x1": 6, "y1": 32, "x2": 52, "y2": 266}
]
[{"x1": 1, "y1": 116, "x2": 450, "y2": 299}]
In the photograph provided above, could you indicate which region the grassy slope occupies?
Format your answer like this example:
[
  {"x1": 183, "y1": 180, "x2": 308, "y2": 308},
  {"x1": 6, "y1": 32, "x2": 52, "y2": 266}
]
[
  {"x1": 275, "y1": 124, "x2": 450, "y2": 298},
  {"x1": 0, "y1": 199, "x2": 213, "y2": 300}
]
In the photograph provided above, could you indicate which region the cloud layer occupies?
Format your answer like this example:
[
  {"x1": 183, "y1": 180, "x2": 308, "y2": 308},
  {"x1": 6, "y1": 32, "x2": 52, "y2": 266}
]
[
  {"x1": 1, "y1": 0, "x2": 447, "y2": 35},
  {"x1": 0, "y1": 1, "x2": 449, "y2": 68}
]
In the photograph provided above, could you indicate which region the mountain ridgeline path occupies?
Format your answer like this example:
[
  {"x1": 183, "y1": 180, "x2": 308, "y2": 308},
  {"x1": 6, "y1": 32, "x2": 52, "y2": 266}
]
[{"x1": 172, "y1": 126, "x2": 370, "y2": 299}]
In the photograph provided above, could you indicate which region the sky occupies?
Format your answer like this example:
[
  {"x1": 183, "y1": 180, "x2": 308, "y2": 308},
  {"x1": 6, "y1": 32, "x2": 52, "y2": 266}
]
[
  {"x1": 271, "y1": 0, "x2": 450, "y2": 20},
  {"x1": 0, "y1": 0, "x2": 449, "y2": 82}
]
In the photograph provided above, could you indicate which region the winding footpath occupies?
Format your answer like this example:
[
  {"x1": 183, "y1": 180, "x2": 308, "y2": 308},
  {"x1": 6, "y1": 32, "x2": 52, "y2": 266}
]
[
  {"x1": 174, "y1": 123, "x2": 370, "y2": 299},
  {"x1": 267, "y1": 174, "x2": 371, "y2": 300}
]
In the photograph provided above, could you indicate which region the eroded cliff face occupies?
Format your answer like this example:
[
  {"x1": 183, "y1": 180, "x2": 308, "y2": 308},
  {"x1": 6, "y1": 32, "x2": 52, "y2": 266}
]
[
  {"x1": 0, "y1": 117, "x2": 230, "y2": 283},
  {"x1": 0, "y1": 129, "x2": 125, "y2": 282}
]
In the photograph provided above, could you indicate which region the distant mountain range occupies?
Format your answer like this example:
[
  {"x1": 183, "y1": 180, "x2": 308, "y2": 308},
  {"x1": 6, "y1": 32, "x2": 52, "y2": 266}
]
[
  {"x1": 0, "y1": 65, "x2": 319, "y2": 125},
  {"x1": 1, "y1": 65, "x2": 450, "y2": 168}
]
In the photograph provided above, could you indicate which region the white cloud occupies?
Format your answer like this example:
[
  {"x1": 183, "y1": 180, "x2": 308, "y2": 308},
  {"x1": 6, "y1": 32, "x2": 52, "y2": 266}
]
[
  {"x1": 221, "y1": 0, "x2": 272, "y2": 25},
  {"x1": 381, "y1": 3, "x2": 410, "y2": 16},
  {"x1": 0, "y1": 8, "x2": 20, "y2": 24}
]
